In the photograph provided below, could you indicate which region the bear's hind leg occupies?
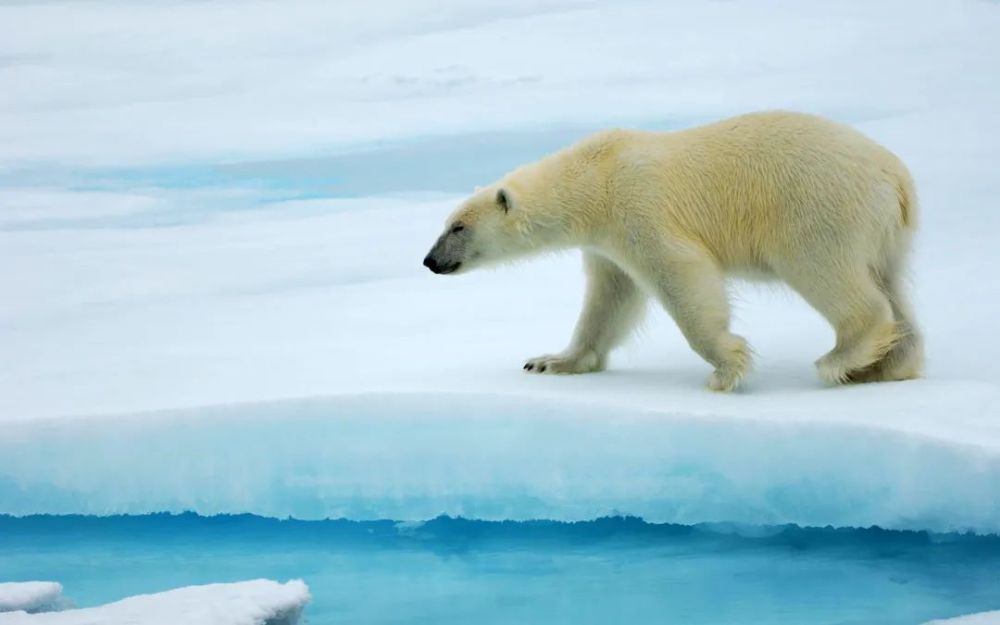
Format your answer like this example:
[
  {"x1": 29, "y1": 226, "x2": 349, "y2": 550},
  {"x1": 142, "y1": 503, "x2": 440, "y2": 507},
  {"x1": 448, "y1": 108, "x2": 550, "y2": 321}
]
[
  {"x1": 849, "y1": 264, "x2": 924, "y2": 382},
  {"x1": 781, "y1": 265, "x2": 898, "y2": 385},
  {"x1": 649, "y1": 245, "x2": 752, "y2": 392},
  {"x1": 525, "y1": 253, "x2": 646, "y2": 374}
]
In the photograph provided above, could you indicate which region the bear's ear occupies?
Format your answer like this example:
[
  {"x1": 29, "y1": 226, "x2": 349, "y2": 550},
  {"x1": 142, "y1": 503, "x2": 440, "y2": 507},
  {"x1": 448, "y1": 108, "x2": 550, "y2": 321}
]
[{"x1": 496, "y1": 188, "x2": 511, "y2": 213}]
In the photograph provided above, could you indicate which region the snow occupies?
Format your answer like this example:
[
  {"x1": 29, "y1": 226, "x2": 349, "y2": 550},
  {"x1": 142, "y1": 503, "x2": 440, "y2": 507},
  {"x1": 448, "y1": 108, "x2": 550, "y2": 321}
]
[
  {"x1": 925, "y1": 612, "x2": 1000, "y2": 625},
  {"x1": 0, "y1": 0, "x2": 995, "y2": 168},
  {"x1": 0, "y1": 580, "x2": 309, "y2": 625},
  {"x1": 1, "y1": 0, "x2": 999, "y2": 534},
  {"x1": 0, "y1": 584, "x2": 63, "y2": 614}
]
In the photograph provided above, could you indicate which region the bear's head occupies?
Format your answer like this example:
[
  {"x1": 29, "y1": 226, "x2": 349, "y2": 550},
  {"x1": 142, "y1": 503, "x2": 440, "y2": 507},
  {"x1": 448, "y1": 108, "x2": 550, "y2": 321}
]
[
  {"x1": 423, "y1": 174, "x2": 577, "y2": 275},
  {"x1": 423, "y1": 185, "x2": 514, "y2": 275}
]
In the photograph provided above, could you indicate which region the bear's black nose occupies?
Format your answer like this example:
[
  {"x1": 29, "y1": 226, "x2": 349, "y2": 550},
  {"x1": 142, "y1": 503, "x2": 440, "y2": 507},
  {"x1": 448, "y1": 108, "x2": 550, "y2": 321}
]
[{"x1": 423, "y1": 255, "x2": 439, "y2": 273}]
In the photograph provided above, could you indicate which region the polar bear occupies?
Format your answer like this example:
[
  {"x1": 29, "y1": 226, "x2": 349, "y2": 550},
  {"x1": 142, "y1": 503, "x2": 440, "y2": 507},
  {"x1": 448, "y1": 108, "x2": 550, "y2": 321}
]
[{"x1": 423, "y1": 111, "x2": 923, "y2": 391}]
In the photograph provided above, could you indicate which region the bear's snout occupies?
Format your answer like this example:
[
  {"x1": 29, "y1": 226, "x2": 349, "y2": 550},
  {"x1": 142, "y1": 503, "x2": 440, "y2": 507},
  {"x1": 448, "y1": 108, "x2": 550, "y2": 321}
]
[
  {"x1": 423, "y1": 254, "x2": 440, "y2": 273},
  {"x1": 424, "y1": 224, "x2": 470, "y2": 275},
  {"x1": 423, "y1": 252, "x2": 461, "y2": 275}
]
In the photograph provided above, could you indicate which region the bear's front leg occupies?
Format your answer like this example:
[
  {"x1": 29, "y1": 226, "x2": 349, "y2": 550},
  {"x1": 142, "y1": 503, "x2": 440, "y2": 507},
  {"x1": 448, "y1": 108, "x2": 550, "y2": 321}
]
[
  {"x1": 650, "y1": 244, "x2": 753, "y2": 391},
  {"x1": 524, "y1": 253, "x2": 645, "y2": 375}
]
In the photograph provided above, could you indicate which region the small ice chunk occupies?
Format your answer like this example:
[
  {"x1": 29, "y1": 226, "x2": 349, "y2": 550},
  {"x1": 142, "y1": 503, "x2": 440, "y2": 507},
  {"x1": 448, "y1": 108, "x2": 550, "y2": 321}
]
[
  {"x1": 0, "y1": 583, "x2": 63, "y2": 614},
  {"x1": 0, "y1": 579, "x2": 309, "y2": 625}
]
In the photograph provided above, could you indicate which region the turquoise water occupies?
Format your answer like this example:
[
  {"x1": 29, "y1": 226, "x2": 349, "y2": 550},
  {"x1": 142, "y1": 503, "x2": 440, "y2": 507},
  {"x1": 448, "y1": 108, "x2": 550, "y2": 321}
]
[{"x1": 2, "y1": 514, "x2": 999, "y2": 624}]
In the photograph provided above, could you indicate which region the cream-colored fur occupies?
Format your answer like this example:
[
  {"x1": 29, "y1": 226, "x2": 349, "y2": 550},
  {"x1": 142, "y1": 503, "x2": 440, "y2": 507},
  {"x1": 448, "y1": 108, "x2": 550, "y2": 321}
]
[{"x1": 423, "y1": 111, "x2": 923, "y2": 391}]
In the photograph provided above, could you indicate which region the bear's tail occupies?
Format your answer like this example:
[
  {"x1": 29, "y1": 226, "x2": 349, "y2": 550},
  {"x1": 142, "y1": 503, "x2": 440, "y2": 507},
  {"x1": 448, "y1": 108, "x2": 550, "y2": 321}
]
[{"x1": 893, "y1": 160, "x2": 918, "y2": 230}]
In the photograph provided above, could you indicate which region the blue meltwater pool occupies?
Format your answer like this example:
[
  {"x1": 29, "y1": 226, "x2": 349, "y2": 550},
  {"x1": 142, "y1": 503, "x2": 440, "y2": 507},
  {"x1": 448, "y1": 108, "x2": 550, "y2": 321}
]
[{"x1": 2, "y1": 514, "x2": 999, "y2": 624}]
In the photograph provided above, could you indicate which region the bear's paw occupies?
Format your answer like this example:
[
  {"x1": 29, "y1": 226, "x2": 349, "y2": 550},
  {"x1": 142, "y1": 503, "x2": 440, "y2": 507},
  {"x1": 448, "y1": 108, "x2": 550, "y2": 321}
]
[{"x1": 523, "y1": 350, "x2": 605, "y2": 375}]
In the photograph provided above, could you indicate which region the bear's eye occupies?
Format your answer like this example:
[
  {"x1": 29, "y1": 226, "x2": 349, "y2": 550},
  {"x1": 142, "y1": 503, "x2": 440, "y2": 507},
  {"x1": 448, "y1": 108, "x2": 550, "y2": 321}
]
[
  {"x1": 496, "y1": 188, "x2": 510, "y2": 213},
  {"x1": 450, "y1": 224, "x2": 465, "y2": 234}
]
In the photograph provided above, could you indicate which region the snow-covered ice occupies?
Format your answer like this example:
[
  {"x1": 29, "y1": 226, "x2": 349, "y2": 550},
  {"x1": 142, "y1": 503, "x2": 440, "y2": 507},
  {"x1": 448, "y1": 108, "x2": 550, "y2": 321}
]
[
  {"x1": 1, "y1": 394, "x2": 999, "y2": 532},
  {"x1": 1, "y1": 181, "x2": 998, "y2": 530},
  {"x1": 0, "y1": 580, "x2": 308, "y2": 625},
  {"x1": 1, "y1": 0, "x2": 999, "y2": 535},
  {"x1": 0, "y1": 583, "x2": 63, "y2": 614},
  {"x1": 926, "y1": 612, "x2": 1000, "y2": 625},
  {"x1": 0, "y1": 0, "x2": 995, "y2": 168}
]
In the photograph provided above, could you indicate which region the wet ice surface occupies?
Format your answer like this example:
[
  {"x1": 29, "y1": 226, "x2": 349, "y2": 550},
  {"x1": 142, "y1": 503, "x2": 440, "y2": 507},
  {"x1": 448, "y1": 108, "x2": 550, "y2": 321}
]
[{"x1": 1, "y1": 515, "x2": 999, "y2": 625}]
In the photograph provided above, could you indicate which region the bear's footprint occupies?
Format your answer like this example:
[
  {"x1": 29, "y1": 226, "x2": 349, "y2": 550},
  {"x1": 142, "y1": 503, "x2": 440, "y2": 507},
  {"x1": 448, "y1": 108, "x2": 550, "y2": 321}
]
[{"x1": 523, "y1": 350, "x2": 603, "y2": 375}]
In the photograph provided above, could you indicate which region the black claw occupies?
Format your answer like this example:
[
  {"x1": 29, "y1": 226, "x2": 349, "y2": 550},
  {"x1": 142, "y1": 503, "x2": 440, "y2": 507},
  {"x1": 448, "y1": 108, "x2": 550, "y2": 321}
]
[
  {"x1": 539, "y1": 365, "x2": 547, "y2": 373},
  {"x1": 525, "y1": 363, "x2": 534, "y2": 371},
  {"x1": 523, "y1": 363, "x2": 530, "y2": 370}
]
